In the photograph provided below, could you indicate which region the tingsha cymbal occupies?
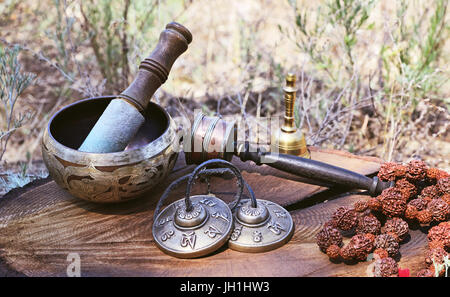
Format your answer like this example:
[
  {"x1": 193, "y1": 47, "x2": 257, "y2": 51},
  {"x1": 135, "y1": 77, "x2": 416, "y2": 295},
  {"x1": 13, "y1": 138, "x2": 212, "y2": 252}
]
[
  {"x1": 229, "y1": 197, "x2": 294, "y2": 253},
  {"x1": 153, "y1": 159, "x2": 245, "y2": 258},
  {"x1": 153, "y1": 194, "x2": 233, "y2": 258}
]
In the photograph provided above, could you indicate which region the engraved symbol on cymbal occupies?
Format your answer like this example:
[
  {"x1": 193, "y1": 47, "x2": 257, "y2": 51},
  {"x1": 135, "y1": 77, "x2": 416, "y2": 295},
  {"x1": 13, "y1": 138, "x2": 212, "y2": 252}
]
[
  {"x1": 228, "y1": 199, "x2": 294, "y2": 253},
  {"x1": 211, "y1": 211, "x2": 229, "y2": 222},
  {"x1": 153, "y1": 193, "x2": 234, "y2": 258},
  {"x1": 273, "y1": 209, "x2": 287, "y2": 218},
  {"x1": 241, "y1": 204, "x2": 264, "y2": 216},
  {"x1": 204, "y1": 225, "x2": 223, "y2": 238},
  {"x1": 199, "y1": 198, "x2": 216, "y2": 207},
  {"x1": 176, "y1": 203, "x2": 202, "y2": 220},
  {"x1": 158, "y1": 217, "x2": 172, "y2": 226},
  {"x1": 180, "y1": 231, "x2": 196, "y2": 249},
  {"x1": 261, "y1": 201, "x2": 275, "y2": 206},
  {"x1": 267, "y1": 220, "x2": 285, "y2": 235},
  {"x1": 230, "y1": 225, "x2": 243, "y2": 241},
  {"x1": 253, "y1": 231, "x2": 263, "y2": 242},
  {"x1": 161, "y1": 230, "x2": 174, "y2": 242}
]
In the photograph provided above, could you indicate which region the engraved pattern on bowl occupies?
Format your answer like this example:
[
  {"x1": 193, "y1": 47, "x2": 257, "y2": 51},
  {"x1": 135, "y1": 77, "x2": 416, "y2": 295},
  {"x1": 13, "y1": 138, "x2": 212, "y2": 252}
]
[{"x1": 41, "y1": 96, "x2": 179, "y2": 203}]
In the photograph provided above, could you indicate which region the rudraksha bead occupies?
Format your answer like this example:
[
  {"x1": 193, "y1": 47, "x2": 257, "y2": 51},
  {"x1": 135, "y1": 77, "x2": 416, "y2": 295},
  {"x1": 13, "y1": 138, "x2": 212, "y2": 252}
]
[
  {"x1": 373, "y1": 248, "x2": 389, "y2": 260},
  {"x1": 378, "y1": 162, "x2": 399, "y2": 182},
  {"x1": 356, "y1": 215, "x2": 381, "y2": 235},
  {"x1": 368, "y1": 197, "x2": 382, "y2": 212},
  {"x1": 339, "y1": 243, "x2": 355, "y2": 262},
  {"x1": 426, "y1": 168, "x2": 448, "y2": 183},
  {"x1": 395, "y1": 178, "x2": 417, "y2": 200},
  {"x1": 404, "y1": 205, "x2": 418, "y2": 220},
  {"x1": 316, "y1": 225, "x2": 343, "y2": 252},
  {"x1": 373, "y1": 257, "x2": 398, "y2": 277},
  {"x1": 384, "y1": 218, "x2": 409, "y2": 242},
  {"x1": 427, "y1": 222, "x2": 450, "y2": 250},
  {"x1": 420, "y1": 185, "x2": 441, "y2": 201},
  {"x1": 380, "y1": 190, "x2": 407, "y2": 217},
  {"x1": 417, "y1": 209, "x2": 433, "y2": 225},
  {"x1": 437, "y1": 177, "x2": 450, "y2": 195},
  {"x1": 374, "y1": 233, "x2": 399, "y2": 257},
  {"x1": 348, "y1": 233, "x2": 375, "y2": 261},
  {"x1": 353, "y1": 200, "x2": 369, "y2": 213},
  {"x1": 331, "y1": 206, "x2": 358, "y2": 231},
  {"x1": 326, "y1": 244, "x2": 341, "y2": 261},
  {"x1": 408, "y1": 198, "x2": 428, "y2": 211},
  {"x1": 442, "y1": 194, "x2": 450, "y2": 206},
  {"x1": 406, "y1": 160, "x2": 427, "y2": 182},
  {"x1": 426, "y1": 168, "x2": 441, "y2": 182},
  {"x1": 428, "y1": 240, "x2": 444, "y2": 250},
  {"x1": 427, "y1": 198, "x2": 450, "y2": 222}
]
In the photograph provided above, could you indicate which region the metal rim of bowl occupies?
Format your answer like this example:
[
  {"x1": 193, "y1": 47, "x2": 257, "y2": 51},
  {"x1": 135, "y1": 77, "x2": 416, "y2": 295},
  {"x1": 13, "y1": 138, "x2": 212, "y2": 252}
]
[{"x1": 43, "y1": 95, "x2": 177, "y2": 166}]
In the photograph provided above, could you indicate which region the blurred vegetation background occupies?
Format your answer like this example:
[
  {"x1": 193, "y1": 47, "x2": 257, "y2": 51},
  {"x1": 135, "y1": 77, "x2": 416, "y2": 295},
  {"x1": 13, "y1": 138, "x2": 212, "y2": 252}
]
[{"x1": 0, "y1": 0, "x2": 449, "y2": 195}]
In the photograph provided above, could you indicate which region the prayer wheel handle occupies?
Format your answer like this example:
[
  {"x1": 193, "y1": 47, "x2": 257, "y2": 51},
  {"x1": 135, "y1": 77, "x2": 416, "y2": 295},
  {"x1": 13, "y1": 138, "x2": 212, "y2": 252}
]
[{"x1": 236, "y1": 142, "x2": 393, "y2": 196}]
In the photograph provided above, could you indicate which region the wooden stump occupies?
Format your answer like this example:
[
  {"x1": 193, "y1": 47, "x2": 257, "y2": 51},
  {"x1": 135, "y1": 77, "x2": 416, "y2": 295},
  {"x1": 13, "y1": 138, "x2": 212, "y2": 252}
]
[{"x1": 0, "y1": 148, "x2": 426, "y2": 276}]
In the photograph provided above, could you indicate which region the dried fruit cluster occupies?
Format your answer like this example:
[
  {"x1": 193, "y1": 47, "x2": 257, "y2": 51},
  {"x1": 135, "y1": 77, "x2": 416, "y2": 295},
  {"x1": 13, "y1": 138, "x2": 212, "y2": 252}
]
[{"x1": 316, "y1": 159, "x2": 450, "y2": 277}]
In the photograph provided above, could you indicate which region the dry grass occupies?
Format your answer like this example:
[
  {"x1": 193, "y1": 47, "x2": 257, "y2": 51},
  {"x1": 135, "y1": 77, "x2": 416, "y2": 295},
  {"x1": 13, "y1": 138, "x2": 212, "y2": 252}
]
[{"x1": 0, "y1": 0, "x2": 448, "y2": 194}]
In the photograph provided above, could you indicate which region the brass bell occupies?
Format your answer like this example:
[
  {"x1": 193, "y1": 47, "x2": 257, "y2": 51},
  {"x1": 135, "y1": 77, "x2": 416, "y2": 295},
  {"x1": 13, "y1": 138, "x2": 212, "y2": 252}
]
[
  {"x1": 228, "y1": 183, "x2": 294, "y2": 253},
  {"x1": 153, "y1": 159, "x2": 244, "y2": 258},
  {"x1": 271, "y1": 73, "x2": 310, "y2": 158}
]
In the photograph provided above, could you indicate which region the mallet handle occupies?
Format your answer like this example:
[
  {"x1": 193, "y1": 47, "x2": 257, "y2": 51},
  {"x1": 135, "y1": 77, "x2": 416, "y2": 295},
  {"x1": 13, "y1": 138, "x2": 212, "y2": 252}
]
[
  {"x1": 79, "y1": 22, "x2": 192, "y2": 153},
  {"x1": 119, "y1": 22, "x2": 192, "y2": 111}
]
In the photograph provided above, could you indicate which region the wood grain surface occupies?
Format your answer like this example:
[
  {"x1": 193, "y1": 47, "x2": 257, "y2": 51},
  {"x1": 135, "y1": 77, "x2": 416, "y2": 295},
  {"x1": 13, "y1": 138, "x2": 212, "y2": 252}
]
[{"x1": 0, "y1": 148, "x2": 427, "y2": 276}]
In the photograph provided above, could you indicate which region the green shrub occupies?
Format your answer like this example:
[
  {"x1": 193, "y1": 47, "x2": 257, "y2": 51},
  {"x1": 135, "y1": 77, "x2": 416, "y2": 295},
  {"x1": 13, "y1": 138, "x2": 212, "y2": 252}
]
[
  {"x1": 284, "y1": 0, "x2": 448, "y2": 160},
  {"x1": 0, "y1": 45, "x2": 35, "y2": 162}
]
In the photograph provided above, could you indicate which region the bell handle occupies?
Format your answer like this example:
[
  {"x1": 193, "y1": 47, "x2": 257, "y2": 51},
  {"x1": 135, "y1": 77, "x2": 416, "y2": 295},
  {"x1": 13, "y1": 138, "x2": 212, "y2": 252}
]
[
  {"x1": 118, "y1": 22, "x2": 192, "y2": 111},
  {"x1": 236, "y1": 142, "x2": 392, "y2": 196},
  {"x1": 185, "y1": 159, "x2": 257, "y2": 212}
]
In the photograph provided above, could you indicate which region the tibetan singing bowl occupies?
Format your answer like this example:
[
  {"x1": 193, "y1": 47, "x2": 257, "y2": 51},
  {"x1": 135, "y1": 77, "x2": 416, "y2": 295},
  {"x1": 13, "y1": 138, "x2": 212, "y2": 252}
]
[{"x1": 42, "y1": 96, "x2": 179, "y2": 203}]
